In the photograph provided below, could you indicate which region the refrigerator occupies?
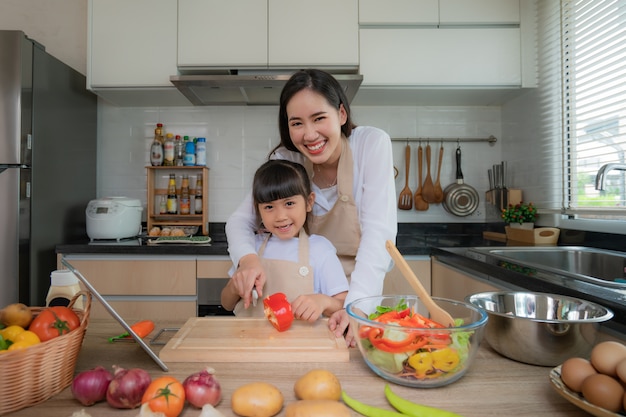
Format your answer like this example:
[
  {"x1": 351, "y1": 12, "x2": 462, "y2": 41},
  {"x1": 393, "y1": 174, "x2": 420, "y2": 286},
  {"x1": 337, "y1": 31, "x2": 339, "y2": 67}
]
[{"x1": 0, "y1": 30, "x2": 97, "y2": 307}]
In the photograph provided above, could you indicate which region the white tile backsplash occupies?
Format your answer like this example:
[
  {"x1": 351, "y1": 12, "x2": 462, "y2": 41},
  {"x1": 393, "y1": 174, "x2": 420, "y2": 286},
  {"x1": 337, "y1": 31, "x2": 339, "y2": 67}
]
[{"x1": 97, "y1": 100, "x2": 504, "y2": 224}]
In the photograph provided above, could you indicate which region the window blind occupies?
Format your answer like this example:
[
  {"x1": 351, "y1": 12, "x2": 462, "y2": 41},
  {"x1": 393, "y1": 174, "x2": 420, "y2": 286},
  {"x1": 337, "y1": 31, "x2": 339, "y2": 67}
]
[{"x1": 562, "y1": 0, "x2": 626, "y2": 219}]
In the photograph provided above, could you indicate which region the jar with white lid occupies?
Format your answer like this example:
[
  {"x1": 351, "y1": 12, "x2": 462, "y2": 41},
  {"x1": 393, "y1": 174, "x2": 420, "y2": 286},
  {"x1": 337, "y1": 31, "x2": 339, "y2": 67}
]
[{"x1": 46, "y1": 270, "x2": 83, "y2": 310}]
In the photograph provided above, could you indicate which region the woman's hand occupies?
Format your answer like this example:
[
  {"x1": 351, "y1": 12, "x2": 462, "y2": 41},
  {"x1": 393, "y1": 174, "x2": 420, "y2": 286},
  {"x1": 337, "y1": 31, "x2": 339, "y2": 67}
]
[
  {"x1": 231, "y1": 254, "x2": 266, "y2": 308},
  {"x1": 328, "y1": 309, "x2": 356, "y2": 347}
]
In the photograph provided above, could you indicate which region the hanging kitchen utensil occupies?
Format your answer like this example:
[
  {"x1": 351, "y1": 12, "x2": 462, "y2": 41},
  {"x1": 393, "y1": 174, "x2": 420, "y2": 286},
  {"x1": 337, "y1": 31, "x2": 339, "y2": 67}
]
[
  {"x1": 442, "y1": 145, "x2": 479, "y2": 217},
  {"x1": 398, "y1": 143, "x2": 413, "y2": 210},
  {"x1": 385, "y1": 240, "x2": 455, "y2": 327},
  {"x1": 433, "y1": 142, "x2": 444, "y2": 203},
  {"x1": 421, "y1": 143, "x2": 436, "y2": 203},
  {"x1": 414, "y1": 143, "x2": 429, "y2": 211}
]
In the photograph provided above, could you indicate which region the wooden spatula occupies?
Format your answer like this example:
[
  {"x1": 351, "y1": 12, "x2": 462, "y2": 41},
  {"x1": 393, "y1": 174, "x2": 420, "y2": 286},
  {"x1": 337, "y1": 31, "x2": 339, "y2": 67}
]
[
  {"x1": 421, "y1": 144, "x2": 436, "y2": 203},
  {"x1": 433, "y1": 144, "x2": 444, "y2": 203},
  {"x1": 414, "y1": 144, "x2": 429, "y2": 211},
  {"x1": 398, "y1": 144, "x2": 413, "y2": 210},
  {"x1": 385, "y1": 240, "x2": 455, "y2": 327}
]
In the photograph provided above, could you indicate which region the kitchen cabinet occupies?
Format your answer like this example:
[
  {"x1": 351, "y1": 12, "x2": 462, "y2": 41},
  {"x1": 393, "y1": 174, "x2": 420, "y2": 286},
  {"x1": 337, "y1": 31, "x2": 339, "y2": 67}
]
[
  {"x1": 359, "y1": 0, "x2": 519, "y2": 25},
  {"x1": 431, "y1": 258, "x2": 501, "y2": 301},
  {"x1": 58, "y1": 254, "x2": 197, "y2": 319},
  {"x1": 87, "y1": 0, "x2": 189, "y2": 106},
  {"x1": 360, "y1": 28, "x2": 521, "y2": 87},
  {"x1": 146, "y1": 166, "x2": 209, "y2": 236},
  {"x1": 177, "y1": 0, "x2": 358, "y2": 70},
  {"x1": 357, "y1": 0, "x2": 536, "y2": 96},
  {"x1": 383, "y1": 257, "x2": 431, "y2": 295}
]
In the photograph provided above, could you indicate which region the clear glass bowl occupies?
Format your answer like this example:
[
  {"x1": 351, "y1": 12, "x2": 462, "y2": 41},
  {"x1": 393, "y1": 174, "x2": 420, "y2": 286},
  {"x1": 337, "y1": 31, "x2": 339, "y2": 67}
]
[{"x1": 346, "y1": 295, "x2": 488, "y2": 388}]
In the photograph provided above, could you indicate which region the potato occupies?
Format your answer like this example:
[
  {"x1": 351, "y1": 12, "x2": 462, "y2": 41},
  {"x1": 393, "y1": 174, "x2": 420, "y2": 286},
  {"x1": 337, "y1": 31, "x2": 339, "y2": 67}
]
[
  {"x1": 231, "y1": 382, "x2": 283, "y2": 417},
  {"x1": 294, "y1": 369, "x2": 342, "y2": 401},
  {"x1": 285, "y1": 400, "x2": 351, "y2": 417}
]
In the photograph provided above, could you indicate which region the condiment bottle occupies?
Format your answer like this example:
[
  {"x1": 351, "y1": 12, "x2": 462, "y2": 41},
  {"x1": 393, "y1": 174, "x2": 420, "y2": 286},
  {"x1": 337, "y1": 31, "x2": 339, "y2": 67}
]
[
  {"x1": 183, "y1": 138, "x2": 196, "y2": 166},
  {"x1": 166, "y1": 173, "x2": 178, "y2": 214},
  {"x1": 150, "y1": 123, "x2": 164, "y2": 166},
  {"x1": 163, "y1": 133, "x2": 175, "y2": 166},
  {"x1": 194, "y1": 175, "x2": 203, "y2": 214},
  {"x1": 195, "y1": 137, "x2": 207, "y2": 166},
  {"x1": 180, "y1": 175, "x2": 190, "y2": 214},
  {"x1": 46, "y1": 270, "x2": 83, "y2": 310},
  {"x1": 174, "y1": 135, "x2": 184, "y2": 166}
]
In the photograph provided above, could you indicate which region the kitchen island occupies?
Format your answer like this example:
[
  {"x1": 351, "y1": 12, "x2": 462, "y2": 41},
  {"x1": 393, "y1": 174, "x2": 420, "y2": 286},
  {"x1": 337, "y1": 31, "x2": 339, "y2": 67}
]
[{"x1": 6, "y1": 318, "x2": 595, "y2": 417}]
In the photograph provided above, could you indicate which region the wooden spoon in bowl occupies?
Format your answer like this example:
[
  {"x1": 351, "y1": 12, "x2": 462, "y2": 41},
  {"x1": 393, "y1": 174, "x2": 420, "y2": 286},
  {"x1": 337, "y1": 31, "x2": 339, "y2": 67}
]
[{"x1": 385, "y1": 240, "x2": 455, "y2": 327}]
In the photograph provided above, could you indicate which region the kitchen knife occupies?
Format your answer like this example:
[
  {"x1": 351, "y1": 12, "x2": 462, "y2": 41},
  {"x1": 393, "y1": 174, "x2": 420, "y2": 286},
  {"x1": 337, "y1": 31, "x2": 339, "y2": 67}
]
[
  {"x1": 252, "y1": 288, "x2": 258, "y2": 307},
  {"x1": 488, "y1": 168, "x2": 494, "y2": 205},
  {"x1": 493, "y1": 164, "x2": 501, "y2": 211},
  {"x1": 501, "y1": 161, "x2": 508, "y2": 210}
]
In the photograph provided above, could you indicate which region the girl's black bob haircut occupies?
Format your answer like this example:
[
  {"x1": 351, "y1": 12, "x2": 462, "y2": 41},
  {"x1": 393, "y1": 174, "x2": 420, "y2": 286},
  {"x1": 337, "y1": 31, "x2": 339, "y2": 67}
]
[{"x1": 252, "y1": 160, "x2": 311, "y2": 207}]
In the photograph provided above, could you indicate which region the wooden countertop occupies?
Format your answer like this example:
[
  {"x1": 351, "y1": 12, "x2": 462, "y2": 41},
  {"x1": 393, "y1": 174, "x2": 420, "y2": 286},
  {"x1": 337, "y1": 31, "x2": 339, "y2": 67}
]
[{"x1": 6, "y1": 319, "x2": 590, "y2": 417}]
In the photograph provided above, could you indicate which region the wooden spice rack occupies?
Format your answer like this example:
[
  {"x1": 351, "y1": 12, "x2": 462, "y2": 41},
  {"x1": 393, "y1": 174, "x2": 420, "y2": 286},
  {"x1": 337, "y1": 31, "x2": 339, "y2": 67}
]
[{"x1": 146, "y1": 166, "x2": 209, "y2": 236}]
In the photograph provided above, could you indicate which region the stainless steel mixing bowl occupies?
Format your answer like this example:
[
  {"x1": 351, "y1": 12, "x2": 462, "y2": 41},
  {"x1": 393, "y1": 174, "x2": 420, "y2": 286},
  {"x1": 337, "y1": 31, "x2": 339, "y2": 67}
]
[{"x1": 466, "y1": 291, "x2": 614, "y2": 366}]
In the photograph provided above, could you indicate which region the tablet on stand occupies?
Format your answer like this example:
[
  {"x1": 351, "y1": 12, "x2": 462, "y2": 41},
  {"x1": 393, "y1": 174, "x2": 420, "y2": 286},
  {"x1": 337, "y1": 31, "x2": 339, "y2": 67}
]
[{"x1": 61, "y1": 257, "x2": 169, "y2": 372}]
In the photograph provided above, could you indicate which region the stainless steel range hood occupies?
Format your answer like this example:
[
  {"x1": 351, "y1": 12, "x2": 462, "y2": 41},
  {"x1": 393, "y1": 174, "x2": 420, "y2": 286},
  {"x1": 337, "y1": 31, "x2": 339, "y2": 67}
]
[{"x1": 170, "y1": 72, "x2": 363, "y2": 106}]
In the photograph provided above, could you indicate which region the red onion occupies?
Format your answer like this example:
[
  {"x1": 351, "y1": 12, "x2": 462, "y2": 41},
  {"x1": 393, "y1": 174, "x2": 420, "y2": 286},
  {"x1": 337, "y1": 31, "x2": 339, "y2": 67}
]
[
  {"x1": 183, "y1": 367, "x2": 222, "y2": 408},
  {"x1": 71, "y1": 366, "x2": 113, "y2": 406},
  {"x1": 106, "y1": 365, "x2": 151, "y2": 409}
]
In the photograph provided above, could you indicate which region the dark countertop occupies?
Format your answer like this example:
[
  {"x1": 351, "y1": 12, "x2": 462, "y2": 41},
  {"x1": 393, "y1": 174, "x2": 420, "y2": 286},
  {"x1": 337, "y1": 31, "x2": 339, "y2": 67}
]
[{"x1": 56, "y1": 222, "x2": 501, "y2": 256}]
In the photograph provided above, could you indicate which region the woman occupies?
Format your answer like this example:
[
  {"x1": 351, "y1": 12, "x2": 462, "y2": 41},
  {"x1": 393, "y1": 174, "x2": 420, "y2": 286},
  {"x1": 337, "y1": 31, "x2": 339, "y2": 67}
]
[{"x1": 226, "y1": 69, "x2": 397, "y2": 345}]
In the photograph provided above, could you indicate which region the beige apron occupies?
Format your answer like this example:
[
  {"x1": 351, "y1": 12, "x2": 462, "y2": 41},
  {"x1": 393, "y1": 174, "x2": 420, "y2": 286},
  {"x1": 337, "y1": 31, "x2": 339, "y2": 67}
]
[
  {"x1": 305, "y1": 139, "x2": 361, "y2": 277},
  {"x1": 233, "y1": 229, "x2": 314, "y2": 317}
]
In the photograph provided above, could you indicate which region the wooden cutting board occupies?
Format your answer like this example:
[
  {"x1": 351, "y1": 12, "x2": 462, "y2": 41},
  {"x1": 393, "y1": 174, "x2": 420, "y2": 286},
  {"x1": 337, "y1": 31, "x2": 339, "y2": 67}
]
[{"x1": 159, "y1": 317, "x2": 349, "y2": 363}]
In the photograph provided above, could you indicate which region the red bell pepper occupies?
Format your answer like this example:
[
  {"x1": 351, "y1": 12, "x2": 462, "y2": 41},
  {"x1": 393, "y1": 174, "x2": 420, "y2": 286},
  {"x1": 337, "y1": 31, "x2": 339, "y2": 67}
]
[{"x1": 263, "y1": 292, "x2": 294, "y2": 332}]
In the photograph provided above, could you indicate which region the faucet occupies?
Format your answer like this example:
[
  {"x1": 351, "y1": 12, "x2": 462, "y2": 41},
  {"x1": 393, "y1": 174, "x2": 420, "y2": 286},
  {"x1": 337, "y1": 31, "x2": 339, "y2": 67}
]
[{"x1": 595, "y1": 163, "x2": 626, "y2": 190}]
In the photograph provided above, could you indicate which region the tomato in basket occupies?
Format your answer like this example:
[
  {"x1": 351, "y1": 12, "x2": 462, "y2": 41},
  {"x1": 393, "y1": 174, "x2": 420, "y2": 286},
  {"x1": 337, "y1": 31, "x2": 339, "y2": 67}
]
[{"x1": 29, "y1": 306, "x2": 80, "y2": 342}]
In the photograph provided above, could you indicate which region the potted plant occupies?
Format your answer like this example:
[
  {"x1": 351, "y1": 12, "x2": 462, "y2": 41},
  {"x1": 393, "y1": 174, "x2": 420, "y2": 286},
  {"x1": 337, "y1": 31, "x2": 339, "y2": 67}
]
[{"x1": 501, "y1": 202, "x2": 537, "y2": 229}]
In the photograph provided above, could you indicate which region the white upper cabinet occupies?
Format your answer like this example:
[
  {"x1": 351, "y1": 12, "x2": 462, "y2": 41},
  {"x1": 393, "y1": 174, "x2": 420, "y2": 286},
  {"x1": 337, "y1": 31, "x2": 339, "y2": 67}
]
[
  {"x1": 359, "y1": 0, "x2": 439, "y2": 25},
  {"x1": 358, "y1": 0, "x2": 533, "y2": 92},
  {"x1": 359, "y1": 0, "x2": 520, "y2": 25},
  {"x1": 360, "y1": 28, "x2": 521, "y2": 86},
  {"x1": 88, "y1": 0, "x2": 189, "y2": 105},
  {"x1": 177, "y1": 0, "x2": 267, "y2": 69},
  {"x1": 178, "y1": 0, "x2": 359, "y2": 70},
  {"x1": 439, "y1": 0, "x2": 520, "y2": 24}
]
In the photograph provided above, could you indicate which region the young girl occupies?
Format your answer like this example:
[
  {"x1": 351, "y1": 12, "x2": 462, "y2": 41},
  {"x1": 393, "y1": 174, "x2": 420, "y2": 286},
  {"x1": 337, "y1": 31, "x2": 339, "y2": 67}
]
[{"x1": 221, "y1": 159, "x2": 348, "y2": 321}]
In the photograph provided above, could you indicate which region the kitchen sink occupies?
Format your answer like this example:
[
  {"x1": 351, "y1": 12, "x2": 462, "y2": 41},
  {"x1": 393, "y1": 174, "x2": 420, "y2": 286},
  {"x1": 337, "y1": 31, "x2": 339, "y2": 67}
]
[{"x1": 467, "y1": 246, "x2": 626, "y2": 288}]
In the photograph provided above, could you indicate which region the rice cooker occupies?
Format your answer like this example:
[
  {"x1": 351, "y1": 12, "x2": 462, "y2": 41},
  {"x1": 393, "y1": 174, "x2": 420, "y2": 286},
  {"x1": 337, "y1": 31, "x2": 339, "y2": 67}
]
[{"x1": 86, "y1": 197, "x2": 143, "y2": 240}]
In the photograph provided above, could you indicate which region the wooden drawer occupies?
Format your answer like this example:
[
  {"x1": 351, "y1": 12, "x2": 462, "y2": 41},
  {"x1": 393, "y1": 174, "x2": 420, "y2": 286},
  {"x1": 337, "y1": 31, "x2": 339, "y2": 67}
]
[
  {"x1": 197, "y1": 259, "x2": 232, "y2": 279},
  {"x1": 90, "y1": 300, "x2": 196, "y2": 320},
  {"x1": 66, "y1": 259, "x2": 196, "y2": 296}
]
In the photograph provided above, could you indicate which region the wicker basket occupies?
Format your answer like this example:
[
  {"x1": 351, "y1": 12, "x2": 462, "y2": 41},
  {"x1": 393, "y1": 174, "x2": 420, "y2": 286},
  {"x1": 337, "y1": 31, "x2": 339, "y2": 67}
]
[{"x1": 0, "y1": 291, "x2": 92, "y2": 415}]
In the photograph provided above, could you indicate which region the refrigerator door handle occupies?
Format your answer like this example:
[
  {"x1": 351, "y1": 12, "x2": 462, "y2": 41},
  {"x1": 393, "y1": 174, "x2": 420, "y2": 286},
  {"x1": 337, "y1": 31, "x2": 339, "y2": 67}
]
[
  {"x1": 27, "y1": 133, "x2": 32, "y2": 150},
  {"x1": 26, "y1": 181, "x2": 30, "y2": 198}
]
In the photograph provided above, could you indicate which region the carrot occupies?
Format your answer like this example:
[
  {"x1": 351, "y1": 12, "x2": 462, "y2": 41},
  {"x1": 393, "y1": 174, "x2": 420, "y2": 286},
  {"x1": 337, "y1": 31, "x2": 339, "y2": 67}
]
[{"x1": 108, "y1": 320, "x2": 155, "y2": 342}]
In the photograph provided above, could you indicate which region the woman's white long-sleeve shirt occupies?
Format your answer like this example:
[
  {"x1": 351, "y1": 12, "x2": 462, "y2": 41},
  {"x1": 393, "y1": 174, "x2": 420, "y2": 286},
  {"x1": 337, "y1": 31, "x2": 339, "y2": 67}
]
[{"x1": 226, "y1": 126, "x2": 398, "y2": 306}]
